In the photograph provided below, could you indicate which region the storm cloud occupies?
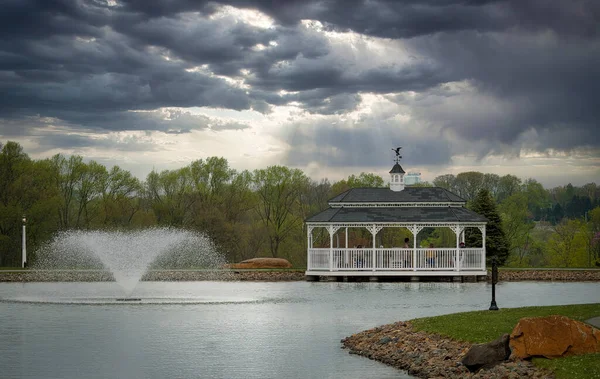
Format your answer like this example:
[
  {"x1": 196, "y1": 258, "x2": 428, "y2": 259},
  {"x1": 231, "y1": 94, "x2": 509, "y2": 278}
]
[{"x1": 0, "y1": 0, "x2": 598, "y2": 182}]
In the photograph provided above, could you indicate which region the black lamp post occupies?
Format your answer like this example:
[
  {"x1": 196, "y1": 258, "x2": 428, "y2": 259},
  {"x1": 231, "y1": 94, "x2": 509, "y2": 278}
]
[
  {"x1": 22, "y1": 215, "x2": 27, "y2": 268},
  {"x1": 489, "y1": 255, "x2": 499, "y2": 311}
]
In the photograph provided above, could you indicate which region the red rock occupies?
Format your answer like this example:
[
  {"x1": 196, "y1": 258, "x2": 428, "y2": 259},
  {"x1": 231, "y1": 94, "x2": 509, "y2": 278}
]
[{"x1": 510, "y1": 315, "x2": 600, "y2": 359}]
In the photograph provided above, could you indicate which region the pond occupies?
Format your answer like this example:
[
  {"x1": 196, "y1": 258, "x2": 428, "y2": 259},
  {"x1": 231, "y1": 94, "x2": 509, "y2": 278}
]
[{"x1": 0, "y1": 281, "x2": 598, "y2": 379}]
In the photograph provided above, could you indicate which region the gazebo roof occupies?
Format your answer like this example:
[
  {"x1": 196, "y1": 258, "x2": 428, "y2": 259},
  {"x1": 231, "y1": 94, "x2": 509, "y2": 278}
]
[
  {"x1": 306, "y1": 206, "x2": 487, "y2": 223},
  {"x1": 329, "y1": 187, "x2": 466, "y2": 204}
]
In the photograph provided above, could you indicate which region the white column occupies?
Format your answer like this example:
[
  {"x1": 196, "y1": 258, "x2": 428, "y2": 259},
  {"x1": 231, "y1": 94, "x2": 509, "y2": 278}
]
[
  {"x1": 307, "y1": 226, "x2": 312, "y2": 270},
  {"x1": 409, "y1": 225, "x2": 422, "y2": 271},
  {"x1": 372, "y1": 226, "x2": 376, "y2": 271},
  {"x1": 329, "y1": 228, "x2": 334, "y2": 272},
  {"x1": 345, "y1": 227, "x2": 348, "y2": 248},
  {"x1": 366, "y1": 225, "x2": 382, "y2": 271},
  {"x1": 482, "y1": 225, "x2": 487, "y2": 270},
  {"x1": 327, "y1": 225, "x2": 340, "y2": 272},
  {"x1": 482, "y1": 226, "x2": 486, "y2": 250},
  {"x1": 22, "y1": 217, "x2": 27, "y2": 268},
  {"x1": 345, "y1": 227, "x2": 349, "y2": 266},
  {"x1": 412, "y1": 231, "x2": 415, "y2": 270},
  {"x1": 453, "y1": 225, "x2": 462, "y2": 272}
]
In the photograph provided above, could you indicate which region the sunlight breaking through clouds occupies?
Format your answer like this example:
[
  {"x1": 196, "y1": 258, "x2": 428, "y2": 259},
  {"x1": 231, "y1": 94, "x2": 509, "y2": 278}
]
[{"x1": 0, "y1": 0, "x2": 598, "y2": 186}]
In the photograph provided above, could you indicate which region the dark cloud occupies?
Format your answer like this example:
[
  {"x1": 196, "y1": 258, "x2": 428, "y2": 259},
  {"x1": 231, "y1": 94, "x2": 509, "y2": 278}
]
[
  {"x1": 0, "y1": 31, "x2": 255, "y2": 123},
  {"x1": 30, "y1": 132, "x2": 159, "y2": 153},
  {"x1": 115, "y1": 0, "x2": 211, "y2": 18},
  {"x1": 113, "y1": 12, "x2": 278, "y2": 70},
  {"x1": 116, "y1": 0, "x2": 600, "y2": 40},
  {"x1": 0, "y1": 109, "x2": 248, "y2": 150},
  {"x1": 0, "y1": 0, "x2": 598, "y2": 169},
  {"x1": 253, "y1": 0, "x2": 600, "y2": 40},
  {"x1": 399, "y1": 30, "x2": 600, "y2": 152},
  {"x1": 0, "y1": 0, "x2": 109, "y2": 40}
]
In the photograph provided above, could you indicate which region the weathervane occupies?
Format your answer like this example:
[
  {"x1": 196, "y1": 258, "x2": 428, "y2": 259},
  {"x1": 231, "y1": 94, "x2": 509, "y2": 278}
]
[{"x1": 391, "y1": 146, "x2": 402, "y2": 164}]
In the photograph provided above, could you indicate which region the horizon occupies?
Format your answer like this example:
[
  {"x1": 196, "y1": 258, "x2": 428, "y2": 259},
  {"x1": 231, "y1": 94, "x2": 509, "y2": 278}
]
[{"x1": 4, "y1": 139, "x2": 596, "y2": 189}]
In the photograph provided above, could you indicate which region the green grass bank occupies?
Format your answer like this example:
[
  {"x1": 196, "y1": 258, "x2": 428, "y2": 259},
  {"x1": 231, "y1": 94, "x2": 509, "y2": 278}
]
[{"x1": 411, "y1": 304, "x2": 600, "y2": 379}]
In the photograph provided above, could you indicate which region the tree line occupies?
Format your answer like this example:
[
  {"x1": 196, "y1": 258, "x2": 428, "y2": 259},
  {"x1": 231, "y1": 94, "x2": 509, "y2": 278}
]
[
  {"x1": 426, "y1": 172, "x2": 600, "y2": 267},
  {"x1": 1, "y1": 140, "x2": 599, "y2": 268}
]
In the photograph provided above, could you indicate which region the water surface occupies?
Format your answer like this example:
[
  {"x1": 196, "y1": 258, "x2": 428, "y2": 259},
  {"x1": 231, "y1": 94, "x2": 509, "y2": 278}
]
[{"x1": 0, "y1": 281, "x2": 598, "y2": 379}]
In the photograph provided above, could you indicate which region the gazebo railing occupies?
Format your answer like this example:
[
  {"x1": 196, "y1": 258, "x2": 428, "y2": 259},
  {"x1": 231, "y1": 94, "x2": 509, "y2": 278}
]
[{"x1": 308, "y1": 248, "x2": 485, "y2": 272}]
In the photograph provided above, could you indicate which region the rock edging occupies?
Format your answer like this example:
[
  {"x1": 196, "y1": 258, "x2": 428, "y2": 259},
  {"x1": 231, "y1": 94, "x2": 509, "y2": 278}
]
[
  {"x1": 341, "y1": 321, "x2": 553, "y2": 378},
  {"x1": 1, "y1": 269, "x2": 599, "y2": 282},
  {"x1": 0, "y1": 270, "x2": 307, "y2": 282},
  {"x1": 496, "y1": 270, "x2": 600, "y2": 282}
]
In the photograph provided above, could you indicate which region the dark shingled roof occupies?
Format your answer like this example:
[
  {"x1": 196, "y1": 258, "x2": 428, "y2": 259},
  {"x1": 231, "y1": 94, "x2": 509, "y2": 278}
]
[
  {"x1": 329, "y1": 187, "x2": 466, "y2": 203},
  {"x1": 306, "y1": 207, "x2": 487, "y2": 223},
  {"x1": 389, "y1": 163, "x2": 405, "y2": 174}
]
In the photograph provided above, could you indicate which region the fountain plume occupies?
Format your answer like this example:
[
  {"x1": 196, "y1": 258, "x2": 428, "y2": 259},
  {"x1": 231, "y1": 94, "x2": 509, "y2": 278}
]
[{"x1": 33, "y1": 228, "x2": 228, "y2": 295}]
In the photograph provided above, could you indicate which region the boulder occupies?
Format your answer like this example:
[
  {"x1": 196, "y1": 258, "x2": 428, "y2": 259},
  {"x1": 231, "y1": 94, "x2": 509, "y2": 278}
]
[
  {"x1": 510, "y1": 315, "x2": 600, "y2": 359},
  {"x1": 227, "y1": 258, "x2": 292, "y2": 269},
  {"x1": 460, "y1": 333, "x2": 511, "y2": 372}
]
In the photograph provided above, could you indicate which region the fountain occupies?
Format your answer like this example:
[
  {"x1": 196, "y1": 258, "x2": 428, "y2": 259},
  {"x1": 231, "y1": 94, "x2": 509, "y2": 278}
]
[{"x1": 19, "y1": 227, "x2": 232, "y2": 303}]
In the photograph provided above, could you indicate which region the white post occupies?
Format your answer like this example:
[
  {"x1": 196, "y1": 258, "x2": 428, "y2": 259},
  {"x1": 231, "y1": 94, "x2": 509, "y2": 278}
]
[
  {"x1": 345, "y1": 227, "x2": 348, "y2": 248},
  {"x1": 412, "y1": 226, "x2": 417, "y2": 271},
  {"x1": 22, "y1": 215, "x2": 27, "y2": 268},
  {"x1": 482, "y1": 225, "x2": 487, "y2": 270},
  {"x1": 455, "y1": 225, "x2": 460, "y2": 272},
  {"x1": 372, "y1": 226, "x2": 376, "y2": 271},
  {"x1": 307, "y1": 226, "x2": 311, "y2": 270},
  {"x1": 329, "y1": 227, "x2": 334, "y2": 272},
  {"x1": 345, "y1": 227, "x2": 349, "y2": 267}
]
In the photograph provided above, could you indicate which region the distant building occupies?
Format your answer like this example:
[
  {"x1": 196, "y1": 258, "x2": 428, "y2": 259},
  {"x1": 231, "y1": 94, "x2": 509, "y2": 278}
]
[{"x1": 404, "y1": 172, "x2": 421, "y2": 185}]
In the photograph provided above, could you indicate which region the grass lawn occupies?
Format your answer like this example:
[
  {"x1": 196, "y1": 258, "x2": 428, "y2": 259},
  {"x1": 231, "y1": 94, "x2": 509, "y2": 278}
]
[
  {"x1": 411, "y1": 303, "x2": 600, "y2": 379},
  {"x1": 533, "y1": 354, "x2": 600, "y2": 379}
]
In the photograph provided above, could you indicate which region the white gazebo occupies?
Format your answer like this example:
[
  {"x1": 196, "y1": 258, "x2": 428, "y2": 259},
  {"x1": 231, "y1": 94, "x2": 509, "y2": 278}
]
[{"x1": 305, "y1": 152, "x2": 488, "y2": 281}]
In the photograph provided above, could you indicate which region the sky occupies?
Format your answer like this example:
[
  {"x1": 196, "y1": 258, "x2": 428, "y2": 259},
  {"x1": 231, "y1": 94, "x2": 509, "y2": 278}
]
[{"x1": 1, "y1": 0, "x2": 599, "y2": 187}]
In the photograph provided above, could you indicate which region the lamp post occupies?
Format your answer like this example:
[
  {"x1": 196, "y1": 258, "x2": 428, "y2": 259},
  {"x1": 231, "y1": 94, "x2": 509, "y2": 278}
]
[
  {"x1": 489, "y1": 255, "x2": 499, "y2": 311},
  {"x1": 22, "y1": 215, "x2": 27, "y2": 268}
]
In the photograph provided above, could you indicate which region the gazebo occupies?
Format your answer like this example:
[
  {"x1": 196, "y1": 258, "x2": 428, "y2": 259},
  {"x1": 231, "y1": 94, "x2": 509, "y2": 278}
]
[{"x1": 305, "y1": 151, "x2": 488, "y2": 281}]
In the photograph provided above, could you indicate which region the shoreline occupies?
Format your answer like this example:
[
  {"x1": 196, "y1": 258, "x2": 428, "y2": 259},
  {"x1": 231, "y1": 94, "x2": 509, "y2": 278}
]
[
  {"x1": 0, "y1": 269, "x2": 307, "y2": 282},
  {"x1": 341, "y1": 321, "x2": 553, "y2": 379},
  {"x1": 0, "y1": 269, "x2": 599, "y2": 282}
]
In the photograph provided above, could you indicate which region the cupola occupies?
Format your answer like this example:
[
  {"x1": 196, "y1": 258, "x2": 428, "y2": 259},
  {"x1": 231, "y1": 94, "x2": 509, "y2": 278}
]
[{"x1": 390, "y1": 147, "x2": 406, "y2": 191}]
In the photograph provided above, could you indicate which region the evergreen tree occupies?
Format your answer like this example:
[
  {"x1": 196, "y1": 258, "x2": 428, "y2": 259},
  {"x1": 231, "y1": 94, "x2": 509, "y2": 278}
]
[
  {"x1": 467, "y1": 189, "x2": 510, "y2": 265},
  {"x1": 552, "y1": 203, "x2": 564, "y2": 224}
]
